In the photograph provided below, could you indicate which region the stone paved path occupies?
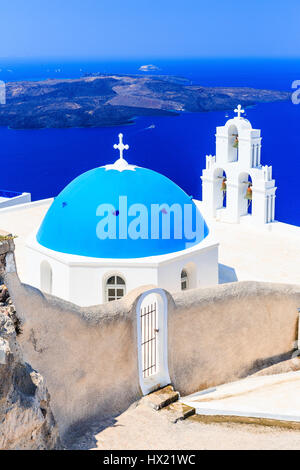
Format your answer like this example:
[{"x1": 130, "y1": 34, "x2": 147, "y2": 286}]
[{"x1": 66, "y1": 397, "x2": 300, "y2": 450}]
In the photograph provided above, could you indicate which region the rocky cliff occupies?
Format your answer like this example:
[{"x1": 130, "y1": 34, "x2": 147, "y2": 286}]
[{"x1": 0, "y1": 284, "x2": 61, "y2": 450}]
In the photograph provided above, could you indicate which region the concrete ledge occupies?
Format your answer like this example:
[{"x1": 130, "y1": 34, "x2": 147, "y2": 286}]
[
  {"x1": 0, "y1": 197, "x2": 53, "y2": 214},
  {"x1": 181, "y1": 371, "x2": 300, "y2": 428},
  {"x1": 0, "y1": 192, "x2": 31, "y2": 210},
  {"x1": 189, "y1": 414, "x2": 300, "y2": 430}
]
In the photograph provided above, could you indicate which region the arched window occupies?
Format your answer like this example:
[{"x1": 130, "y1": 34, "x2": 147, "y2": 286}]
[
  {"x1": 40, "y1": 260, "x2": 52, "y2": 294},
  {"x1": 105, "y1": 275, "x2": 126, "y2": 302},
  {"x1": 181, "y1": 269, "x2": 188, "y2": 291},
  {"x1": 213, "y1": 168, "x2": 227, "y2": 212},
  {"x1": 238, "y1": 172, "x2": 253, "y2": 218}
]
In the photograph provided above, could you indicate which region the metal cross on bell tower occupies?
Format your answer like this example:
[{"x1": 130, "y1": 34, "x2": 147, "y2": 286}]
[{"x1": 113, "y1": 133, "x2": 129, "y2": 160}]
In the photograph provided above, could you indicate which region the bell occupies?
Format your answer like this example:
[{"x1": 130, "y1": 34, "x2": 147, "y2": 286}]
[
  {"x1": 221, "y1": 178, "x2": 227, "y2": 192},
  {"x1": 233, "y1": 137, "x2": 239, "y2": 148},
  {"x1": 245, "y1": 185, "x2": 252, "y2": 200}
]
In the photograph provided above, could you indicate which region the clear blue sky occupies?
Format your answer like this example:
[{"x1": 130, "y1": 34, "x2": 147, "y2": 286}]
[{"x1": 0, "y1": 0, "x2": 299, "y2": 59}]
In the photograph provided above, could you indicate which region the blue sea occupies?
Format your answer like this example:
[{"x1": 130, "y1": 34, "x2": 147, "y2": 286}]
[{"x1": 0, "y1": 58, "x2": 299, "y2": 226}]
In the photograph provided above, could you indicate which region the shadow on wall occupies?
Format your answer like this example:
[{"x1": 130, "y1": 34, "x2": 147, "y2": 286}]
[{"x1": 218, "y1": 263, "x2": 238, "y2": 284}]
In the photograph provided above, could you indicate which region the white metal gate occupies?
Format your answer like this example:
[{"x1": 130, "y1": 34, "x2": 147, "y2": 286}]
[
  {"x1": 141, "y1": 301, "x2": 158, "y2": 378},
  {"x1": 137, "y1": 289, "x2": 170, "y2": 395}
]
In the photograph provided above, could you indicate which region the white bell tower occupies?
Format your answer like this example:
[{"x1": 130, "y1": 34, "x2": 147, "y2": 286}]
[{"x1": 201, "y1": 105, "x2": 277, "y2": 226}]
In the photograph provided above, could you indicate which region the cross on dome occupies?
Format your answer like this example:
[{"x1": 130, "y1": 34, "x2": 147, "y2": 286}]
[
  {"x1": 234, "y1": 104, "x2": 245, "y2": 119},
  {"x1": 113, "y1": 133, "x2": 129, "y2": 160},
  {"x1": 104, "y1": 133, "x2": 136, "y2": 172}
]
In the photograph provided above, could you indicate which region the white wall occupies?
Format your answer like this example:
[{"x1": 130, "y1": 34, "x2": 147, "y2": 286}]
[
  {"x1": 59, "y1": 248, "x2": 219, "y2": 307},
  {"x1": 158, "y1": 245, "x2": 219, "y2": 293},
  {"x1": 68, "y1": 265, "x2": 158, "y2": 306},
  {"x1": 26, "y1": 234, "x2": 219, "y2": 307},
  {"x1": 25, "y1": 246, "x2": 70, "y2": 301},
  {"x1": 0, "y1": 193, "x2": 31, "y2": 209}
]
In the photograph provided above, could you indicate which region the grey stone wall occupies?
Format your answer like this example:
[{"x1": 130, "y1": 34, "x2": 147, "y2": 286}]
[
  {"x1": 0, "y1": 231, "x2": 60, "y2": 449},
  {"x1": 168, "y1": 282, "x2": 300, "y2": 396}
]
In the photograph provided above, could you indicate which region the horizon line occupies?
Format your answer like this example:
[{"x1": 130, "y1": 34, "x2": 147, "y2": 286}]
[{"x1": 0, "y1": 56, "x2": 300, "y2": 62}]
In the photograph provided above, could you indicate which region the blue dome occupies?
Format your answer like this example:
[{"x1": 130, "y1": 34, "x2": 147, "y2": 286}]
[{"x1": 37, "y1": 165, "x2": 209, "y2": 259}]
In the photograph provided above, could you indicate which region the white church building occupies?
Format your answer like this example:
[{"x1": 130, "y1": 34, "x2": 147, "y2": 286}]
[
  {"x1": 25, "y1": 134, "x2": 219, "y2": 307},
  {"x1": 24, "y1": 105, "x2": 277, "y2": 307}
]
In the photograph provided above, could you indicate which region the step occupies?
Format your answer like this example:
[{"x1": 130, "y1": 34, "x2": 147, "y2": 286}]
[
  {"x1": 161, "y1": 402, "x2": 196, "y2": 423},
  {"x1": 145, "y1": 385, "x2": 179, "y2": 411}
]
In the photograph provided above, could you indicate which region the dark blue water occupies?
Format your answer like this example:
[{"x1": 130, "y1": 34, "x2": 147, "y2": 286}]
[{"x1": 1, "y1": 59, "x2": 300, "y2": 226}]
